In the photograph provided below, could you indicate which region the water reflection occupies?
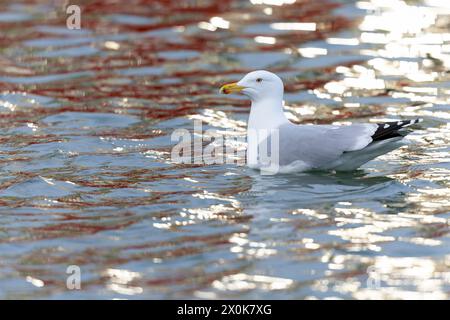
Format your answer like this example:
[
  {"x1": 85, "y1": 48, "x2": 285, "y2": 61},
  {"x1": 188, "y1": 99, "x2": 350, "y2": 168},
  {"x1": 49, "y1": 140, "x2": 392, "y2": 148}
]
[
  {"x1": 245, "y1": 170, "x2": 399, "y2": 206},
  {"x1": 0, "y1": 0, "x2": 449, "y2": 299}
]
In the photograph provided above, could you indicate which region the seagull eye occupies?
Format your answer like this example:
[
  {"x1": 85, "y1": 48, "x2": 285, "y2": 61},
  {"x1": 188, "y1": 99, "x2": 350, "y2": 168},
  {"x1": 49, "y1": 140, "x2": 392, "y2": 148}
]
[{"x1": 256, "y1": 78, "x2": 263, "y2": 83}]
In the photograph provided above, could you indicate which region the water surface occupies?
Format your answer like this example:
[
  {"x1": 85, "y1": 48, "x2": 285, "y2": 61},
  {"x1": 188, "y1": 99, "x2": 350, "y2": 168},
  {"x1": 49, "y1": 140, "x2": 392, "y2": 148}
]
[{"x1": 0, "y1": 0, "x2": 449, "y2": 299}]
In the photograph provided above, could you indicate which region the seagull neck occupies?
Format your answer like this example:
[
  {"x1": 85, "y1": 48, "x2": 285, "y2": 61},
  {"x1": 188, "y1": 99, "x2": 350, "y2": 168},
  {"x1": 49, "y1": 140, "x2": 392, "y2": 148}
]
[{"x1": 248, "y1": 99, "x2": 288, "y2": 129}]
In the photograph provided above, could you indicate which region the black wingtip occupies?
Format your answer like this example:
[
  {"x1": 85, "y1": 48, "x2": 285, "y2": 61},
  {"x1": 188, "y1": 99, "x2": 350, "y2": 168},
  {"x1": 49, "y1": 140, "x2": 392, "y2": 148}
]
[
  {"x1": 372, "y1": 118, "x2": 422, "y2": 142},
  {"x1": 405, "y1": 118, "x2": 423, "y2": 126}
]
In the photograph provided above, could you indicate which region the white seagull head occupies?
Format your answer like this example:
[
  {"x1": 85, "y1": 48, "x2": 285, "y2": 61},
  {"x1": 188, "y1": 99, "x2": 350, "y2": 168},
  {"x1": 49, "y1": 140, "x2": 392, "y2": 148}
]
[{"x1": 220, "y1": 70, "x2": 284, "y2": 102}]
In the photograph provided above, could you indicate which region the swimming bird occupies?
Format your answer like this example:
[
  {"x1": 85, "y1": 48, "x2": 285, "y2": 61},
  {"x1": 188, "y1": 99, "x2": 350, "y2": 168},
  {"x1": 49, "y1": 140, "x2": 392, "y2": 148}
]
[{"x1": 220, "y1": 70, "x2": 422, "y2": 174}]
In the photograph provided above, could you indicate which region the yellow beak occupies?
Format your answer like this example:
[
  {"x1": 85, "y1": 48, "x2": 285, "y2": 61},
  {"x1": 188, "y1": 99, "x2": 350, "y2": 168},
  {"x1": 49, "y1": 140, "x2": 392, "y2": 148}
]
[{"x1": 219, "y1": 82, "x2": 246, "y2": 94}]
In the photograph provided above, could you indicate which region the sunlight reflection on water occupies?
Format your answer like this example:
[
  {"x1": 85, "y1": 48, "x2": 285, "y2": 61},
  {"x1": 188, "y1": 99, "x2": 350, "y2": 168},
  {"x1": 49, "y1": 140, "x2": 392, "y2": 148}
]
[{"x1": 0, "y1": 0, "x2": 449, "y2": 299}]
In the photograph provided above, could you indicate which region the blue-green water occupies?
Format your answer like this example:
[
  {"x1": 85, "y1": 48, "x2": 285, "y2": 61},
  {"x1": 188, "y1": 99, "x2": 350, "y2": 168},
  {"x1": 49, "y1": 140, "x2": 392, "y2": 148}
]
[{"x1": 0, "y1": 0, "x2": 449, "y2": 299}]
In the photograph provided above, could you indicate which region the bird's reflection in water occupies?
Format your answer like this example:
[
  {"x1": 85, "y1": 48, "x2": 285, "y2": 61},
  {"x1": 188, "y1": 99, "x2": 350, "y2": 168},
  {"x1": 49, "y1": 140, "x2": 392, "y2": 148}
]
[{"x1": 240, "y1": 169, "x2": 406, "y2": 210}]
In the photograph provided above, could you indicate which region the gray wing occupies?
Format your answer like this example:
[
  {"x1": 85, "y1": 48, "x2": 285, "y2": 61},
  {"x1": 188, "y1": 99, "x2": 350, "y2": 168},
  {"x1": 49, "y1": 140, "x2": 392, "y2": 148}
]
[{"x1": 275, "y1": 122, "x2": 378, "y2": 167}]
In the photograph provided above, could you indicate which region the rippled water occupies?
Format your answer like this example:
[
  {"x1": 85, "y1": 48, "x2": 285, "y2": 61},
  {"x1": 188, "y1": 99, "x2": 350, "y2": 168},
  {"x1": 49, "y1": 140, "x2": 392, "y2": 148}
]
[{"x1": 0, "y1": 0, "x2": 449, "y2": 299}]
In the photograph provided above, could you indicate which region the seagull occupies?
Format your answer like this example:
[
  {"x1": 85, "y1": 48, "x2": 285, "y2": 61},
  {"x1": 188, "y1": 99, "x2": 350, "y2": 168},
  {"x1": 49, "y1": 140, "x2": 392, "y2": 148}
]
[{"x1": 220, "y1": 70, "x2": 422, "y2": 174}]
